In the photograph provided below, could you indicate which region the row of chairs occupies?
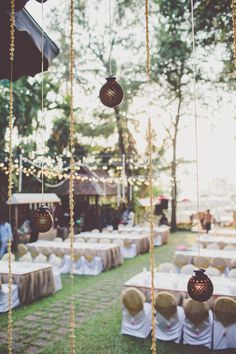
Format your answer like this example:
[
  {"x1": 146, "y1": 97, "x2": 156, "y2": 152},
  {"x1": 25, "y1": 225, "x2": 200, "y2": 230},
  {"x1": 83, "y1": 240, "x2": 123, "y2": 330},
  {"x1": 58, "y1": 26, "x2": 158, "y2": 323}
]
[
  {"x1": 158, "y1": 262, "x2": 236, "y2": 278},
  {"x1": 173, "y1": 254, "x2": 236, "y2": 273},
  {"x1": 17, "y1": 243, "x2": 104, "y2": 276},
  {"x1": 121, "y1": 288, "x2": 236, "y2": 350},
  {"x1": 201, "y1": 242, "x2": 236, "y2": 250}
]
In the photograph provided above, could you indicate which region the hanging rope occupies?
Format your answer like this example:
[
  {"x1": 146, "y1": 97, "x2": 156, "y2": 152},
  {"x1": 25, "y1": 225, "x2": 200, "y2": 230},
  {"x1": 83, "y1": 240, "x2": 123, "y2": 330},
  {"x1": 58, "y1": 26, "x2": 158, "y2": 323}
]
[
  {"x1": 190, "y1": 0, "x2": 201, "y2": 261},
  {"x1": 41, "y1": 0, "x2": 45, "y2": 200},
  {"x1": 145, "y1": 0, "x2": 156, "y2": 353},
  {"x1": 108, "y1": 0, "x2": 112, "y2": 75},
  {"x1": 8, "y1": 1, "x2": 15, "y2": 353},
  {"x1": 69, "y1": 0, "x2": 75, "y2": 353},
  {"x1": 232, "y1": 0, "x2": 236, "y2": 66}
]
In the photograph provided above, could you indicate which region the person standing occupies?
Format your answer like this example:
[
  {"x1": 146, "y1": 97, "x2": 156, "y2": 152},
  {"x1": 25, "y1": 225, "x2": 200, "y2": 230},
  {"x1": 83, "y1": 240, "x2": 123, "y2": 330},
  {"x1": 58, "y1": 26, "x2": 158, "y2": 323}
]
[
  {"x1": 203, "y1": 210, "x2": 213, "y2": 233},
  {"x1": 0, "y1": 215, "x2": 13, "y2": 258}
]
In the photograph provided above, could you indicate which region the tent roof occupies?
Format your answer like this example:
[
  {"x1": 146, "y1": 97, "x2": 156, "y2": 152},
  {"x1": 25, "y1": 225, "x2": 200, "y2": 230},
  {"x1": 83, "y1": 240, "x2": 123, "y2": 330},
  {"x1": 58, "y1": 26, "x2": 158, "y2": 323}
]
[{"x1": 7, "y1": 193, "x2": 60, "y2": 205}]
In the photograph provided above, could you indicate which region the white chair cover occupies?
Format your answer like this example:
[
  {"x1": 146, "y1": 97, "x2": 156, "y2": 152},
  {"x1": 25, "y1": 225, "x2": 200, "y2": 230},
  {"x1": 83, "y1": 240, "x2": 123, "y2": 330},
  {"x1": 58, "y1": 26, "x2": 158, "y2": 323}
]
[
  {"x1": 0, "y1": 284, "x2": 20, "y2": 312},
  {"x1": 19, "y1": 252, "x2": 33, "y2": 263},
  {"x1": 60, "y1": 255, "x2": 71, "y2": 274},
  {"x1": 75, "y1": 237, "x2": 85, "y2": 243},
  {"x1": 52, "y1": 269, "x2": 62, "y2": 292},
  {"x1": 83, "y1": 256, "x2": 103, "y2": 275},
  {"x1": 1, "y1": 253, "x2": 15, "y2": 262},
  {"x1": 180, "y1": 264, "x2": 197, "y2": 275},
  {"x1": 54, "y1": 237, "x2": 63, "y2": 242},
  {"x1": 121, "y1": 302, "x2": 152, "y2": 338},
  {"x1": 213, "y1": 320, "x2": 236, "y2": 349},
  {"x1": 183, "y1": 310, "x2": 213, "y2": 348},
  {"x1": 48, "y1": 254, "x2": 62, "y2": 269},
  {"x1": 155, "y1": 306, "x2": 184, "y2": 343},
  {"x1": 73, "y1": 256, "x2": 86, "y2": 275},
  {"x1": 87, "y1": 238, "x2": 98, "y2": 243},
  {"x1": 34, "y1": 253, "x2": 47, "y2": 263},
  {"x1": 154, "y1": 235, "x2": 162, "y2": 247},
  {"x1": 122, "y1": 243, "x2": 137, "y2": 259}
]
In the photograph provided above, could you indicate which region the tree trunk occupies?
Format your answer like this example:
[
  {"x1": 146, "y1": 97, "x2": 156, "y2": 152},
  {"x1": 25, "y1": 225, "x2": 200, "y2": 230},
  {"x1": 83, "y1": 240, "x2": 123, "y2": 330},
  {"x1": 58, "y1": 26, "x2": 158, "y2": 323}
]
[{"x1": 170, "y1": 95, "x2": 182, "y2": 232}]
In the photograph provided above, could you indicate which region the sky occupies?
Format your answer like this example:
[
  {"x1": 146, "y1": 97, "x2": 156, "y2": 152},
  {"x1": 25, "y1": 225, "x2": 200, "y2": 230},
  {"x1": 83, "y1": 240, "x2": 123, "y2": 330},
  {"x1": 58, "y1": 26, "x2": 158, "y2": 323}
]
[{"x1": 25, "y1": 0, "x2": 236, "y2": 200}]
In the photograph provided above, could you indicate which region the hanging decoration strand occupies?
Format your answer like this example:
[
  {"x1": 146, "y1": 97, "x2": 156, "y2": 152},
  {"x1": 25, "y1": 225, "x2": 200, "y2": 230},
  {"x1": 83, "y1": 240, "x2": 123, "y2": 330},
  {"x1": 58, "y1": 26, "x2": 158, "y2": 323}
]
[
  {"x1": 145, "y1": 1, "x2": 156, "y2": 353},
  {"x1": 108, "y1": 0, "x2": 112, "y2": 75},
  {"x1": 41, "y1": 0, "x2": 45, "y2": 199},
  {"x1": 8, "y1": 1, "x2": 15, "y2": 353},
  {"x1": 232, "y1": 0, "x2": 236, "y2": 66},
  {"x1": 69, "y1": 0, "x2": 75, "y2": 353},
  {"x1": 190, "y1": 0, "x2": 200, "y2": 260}
]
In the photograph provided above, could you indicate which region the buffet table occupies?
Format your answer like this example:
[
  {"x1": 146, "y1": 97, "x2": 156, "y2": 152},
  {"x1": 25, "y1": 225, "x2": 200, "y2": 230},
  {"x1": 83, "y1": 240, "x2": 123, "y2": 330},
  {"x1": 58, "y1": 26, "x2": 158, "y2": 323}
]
[
  {"x1": 28, "y1": 241, "x2": 123, "y2": 270},
  {"x1": 0, "y1": 261, "x2": 54, "y2": 305}
]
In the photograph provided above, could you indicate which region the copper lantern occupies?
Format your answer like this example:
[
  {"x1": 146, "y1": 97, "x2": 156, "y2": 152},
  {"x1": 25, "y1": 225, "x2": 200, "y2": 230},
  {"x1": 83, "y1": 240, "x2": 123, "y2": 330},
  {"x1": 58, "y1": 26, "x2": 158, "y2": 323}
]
[
  {"x1": 187, "y1": 269, "x2": 213, "y2": 302},
  {"x1": 32, "y1": 205, "x2": 53, "y2": 233},
  {"x1": 99, "y1": 76, "x2": 124, "y2": 108}
]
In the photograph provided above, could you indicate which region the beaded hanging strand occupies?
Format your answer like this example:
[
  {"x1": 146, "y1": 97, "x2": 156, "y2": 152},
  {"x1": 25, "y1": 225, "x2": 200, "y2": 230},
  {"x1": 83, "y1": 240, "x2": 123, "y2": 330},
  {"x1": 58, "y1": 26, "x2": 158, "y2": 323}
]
[
  {"x1": 145, "y1": 0, "x2": 156, "y2": 353},
  {"x1": 232, "y1": 0, "x2": 236, "y2": 66},
  {"x1": 69, "y1": 0, "x2": 75, "y2": 353},
  {"x1": 8, "y1": 0, "x2": 15, "y2": 353}
]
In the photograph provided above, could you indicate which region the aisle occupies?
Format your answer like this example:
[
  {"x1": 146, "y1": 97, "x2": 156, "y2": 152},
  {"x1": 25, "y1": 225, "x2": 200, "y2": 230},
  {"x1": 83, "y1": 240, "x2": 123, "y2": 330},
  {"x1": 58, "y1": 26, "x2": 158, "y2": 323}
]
[{"x1": 1, "y1": 232, "x2": 218, "y2": 354}]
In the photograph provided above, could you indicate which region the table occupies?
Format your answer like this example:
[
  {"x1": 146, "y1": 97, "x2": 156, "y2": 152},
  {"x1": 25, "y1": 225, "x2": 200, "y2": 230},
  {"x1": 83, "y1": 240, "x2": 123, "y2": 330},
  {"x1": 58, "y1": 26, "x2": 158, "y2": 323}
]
[
  {"x1": 76, "y1": 232, "x2": 149, "y2": 255},
  {"x1": 200, "y1": 234, "x2": 236, "y2": 248},
  {"x1": 209, "y1": 229, "x2": 236, "y2": 237},
  {"x1": 175, "y1": 249, "x2": 236, "y2": 267},
  {"x1": 0, "y1": 261, "x2": 54, "y2": 305},
  {"x1": 119, "y1": 225, "x2": 170, "y2": 245},
  {"x1": 124, "y1": 271, "x2": 236, "y2": 304},
  {"x1": 28, "y1": 241, "x2": 123, "y2": 270}
]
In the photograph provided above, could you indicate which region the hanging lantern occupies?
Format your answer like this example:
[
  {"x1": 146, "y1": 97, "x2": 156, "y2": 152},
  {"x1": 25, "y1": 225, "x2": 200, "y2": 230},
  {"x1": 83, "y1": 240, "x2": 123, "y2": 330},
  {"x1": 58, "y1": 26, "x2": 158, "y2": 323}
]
[
  {"x1": 99, "y1": 76, "x2": 124, "y2": 108},
  {"x1": 32, "y1": 205, "x2": 53, "y2": 233},
  {"x1": 187, "y1": 269, "x2": 213, "y2": 302}
]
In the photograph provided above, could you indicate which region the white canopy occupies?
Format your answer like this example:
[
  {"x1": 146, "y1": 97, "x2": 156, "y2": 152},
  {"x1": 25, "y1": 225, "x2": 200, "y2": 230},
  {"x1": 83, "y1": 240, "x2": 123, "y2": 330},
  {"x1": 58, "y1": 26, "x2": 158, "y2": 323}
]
[{"x1": 7, "y1": 193, "x2": 60, "y2": 205}]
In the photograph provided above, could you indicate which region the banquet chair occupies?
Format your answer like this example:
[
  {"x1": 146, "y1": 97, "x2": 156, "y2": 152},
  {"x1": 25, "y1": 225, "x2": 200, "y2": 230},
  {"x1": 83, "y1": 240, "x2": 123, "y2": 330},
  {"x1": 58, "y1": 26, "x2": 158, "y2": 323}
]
[
  {"x1": 0, "y1": 283, "x2": 20, "y2": 313},
  {"x1": 213, "y1": 297, "x2": 236, "y2": 349},
  {"x1": 173, "y1": 254, "x2": 190, "y2": 269},
  {"x1": 230, "y1": 259, "x2": 236, "y2": 269},
  {"x1": 122, "y1": 240, "x2": 137, "y2": 259},
  {"x1": 99, "y1": 238, "x2": 111, "y2": 244},
  {"x1": 54, "y1": 237, "x2": 63, "y2": 242},
  {"x1": 227, "y1": 269, "x2": 236, "y2": 278},
  {"x1": 2, "y1": 252, "x2": 15, "y2": 262},
  {"x1": 223, "y1": 244, "x2": 236, "y2": 251},
  {"x1": 76, "y1": 237, "x2": 86, "y2": 243},
  {"x1": 87, "y1": 238, "x2": 98, "y2": 243},
  {"x1": 121, "y1": 287, "x2": 152, "y2": 338},
  {"x1": 73, "y1": 251, "x2": 85, "y2": 275},
  {"x1": 210, "y1": 257, "x2": 227, "y2": 273},
  {"x1": 154, "y1": 235, "x2": 162, "y2": 247},
  {"x1": 113, "y1": 239, "x2": 124, "y2": 248},
  {"x1": 17, "y1": 243, "x2": 28, "y2": 257},
  {"x1": 205, "y1": 266, "x2": 220, "y2": 277},
  {"x1": 29, "y1": 246, "x2": 39, "y2": 259},
  {"x1": 180, "y1": 264, "x2": 197, "y2": 275},
  {"x1": 206, "y1": 243, "x2": 220, "y2": 250},
  {"x1": 193, "y1": 256, "x2": 210, "y2": 269},
  {"x1": 91, "y1": 229, "x2": 99, "y2": 233},
  {"x1": 34, "y1": 253, "x2": 47, "y2": 263},
  {"x1": 112, "y1": 230, "x2": 119, "y2": 234},
  {"x1": 158, "y1": 262, "x2": 177, "y2": 273},
  {"x1": 53, "y1": 247, "x2": 65, "y2": 258},
  {"x1": 41, "y1": 247, "x2": 52, "y2": 258},
  {"x1": 218, "y1": 242, "x2": 226, "y2": 250},
  {"x1": 47, "y1": 254, "x2": 63, "y2": 292},
  {"x1": 183, "y1": 299, "x2": 213, "y2": 349},
  {"x1": 83, "y1": 251, "x2": 103, "y2": 275},
  {"x1": 48, "y1": 254, "x2": 62, "y2": 269},
  {"x1": 19, "y1": 252, "x2": 33, "y2": 263},
  {"x1": 155, "y1": 291, "x2": 184, "y2": 343}
]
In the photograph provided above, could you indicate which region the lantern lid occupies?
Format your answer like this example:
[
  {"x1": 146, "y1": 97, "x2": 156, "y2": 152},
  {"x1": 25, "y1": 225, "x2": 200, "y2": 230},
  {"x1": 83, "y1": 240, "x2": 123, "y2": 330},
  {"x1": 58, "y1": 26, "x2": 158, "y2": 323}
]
[
  {"x1": 106, "y1": 75, "x2": 117, "y2": 82},
  {"x1": 193, "y1": 269, "x2": 206, "y2": 276}
]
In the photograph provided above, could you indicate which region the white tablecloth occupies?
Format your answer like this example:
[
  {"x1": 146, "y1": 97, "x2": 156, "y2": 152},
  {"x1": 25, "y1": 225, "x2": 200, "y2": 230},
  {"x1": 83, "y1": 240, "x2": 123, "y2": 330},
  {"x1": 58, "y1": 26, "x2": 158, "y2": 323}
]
[
  {"x1": 27, "y1": 241, "x2": 123, "y2": 270},
  {"x1": 175, "y1": 249, "x2": 236, "y2": 267},
  {"x1": 200, "y1": 234, "x2": 236, "y2": 246},
  {"x1": 124, "y1": 271, "x2": 236, "y2": 303},
  {"x1": 209, "y1": 229, "x2": 236, "y2": 237},
  {"x1": 76, "y1": 232, "x2": 149, "y2": 254},
  {"x1": 119, "y1": 225, "x2": 170, "y2": 244}
]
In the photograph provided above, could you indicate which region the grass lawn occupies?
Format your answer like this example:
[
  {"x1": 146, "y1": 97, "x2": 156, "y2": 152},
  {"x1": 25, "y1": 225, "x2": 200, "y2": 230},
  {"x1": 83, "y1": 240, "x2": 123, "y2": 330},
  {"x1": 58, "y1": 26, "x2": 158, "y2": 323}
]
[{"x1": 1, "y1": 231, "x2": 235, "y2": 354}]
